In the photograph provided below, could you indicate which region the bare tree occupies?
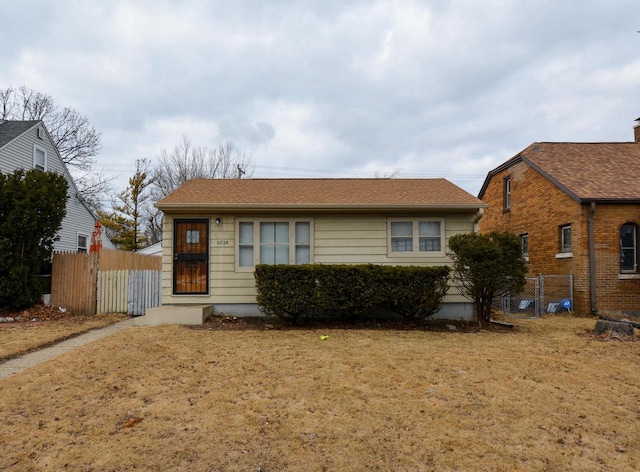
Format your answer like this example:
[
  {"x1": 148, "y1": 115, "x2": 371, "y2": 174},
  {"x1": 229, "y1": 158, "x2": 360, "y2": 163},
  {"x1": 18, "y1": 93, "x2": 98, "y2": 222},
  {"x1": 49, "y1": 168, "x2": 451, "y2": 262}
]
[
  {"x1": 0, "y1": 86, "x2": 101, "y2": 171},
  {"x1": 373, "y1": 168, "x2": 401, "y2": 178},
  {"x1": 152, "y1": 135, "x2": 253, "y2": 197},
  {"x1": 145, "y1": 136, "x2": 253, "y2": 244},
  {"x1": 0, "y1": 85, "x2": 109, "y2": 209}
]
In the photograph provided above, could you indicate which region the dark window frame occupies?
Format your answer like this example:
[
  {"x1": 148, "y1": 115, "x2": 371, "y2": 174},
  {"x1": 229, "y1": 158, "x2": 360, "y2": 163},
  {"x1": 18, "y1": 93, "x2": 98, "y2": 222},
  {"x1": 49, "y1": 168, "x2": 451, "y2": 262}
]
[{"x1": 620, "y1": 222, "x2": 639, "y2": 273}]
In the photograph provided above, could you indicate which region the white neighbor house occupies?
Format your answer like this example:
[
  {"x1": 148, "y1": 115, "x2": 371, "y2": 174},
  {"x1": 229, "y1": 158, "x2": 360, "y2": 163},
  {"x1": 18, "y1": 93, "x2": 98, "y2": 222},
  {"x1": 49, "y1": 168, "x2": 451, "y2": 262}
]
[
  {"x1": 155, "y1": 178, "x2": 486, "y2": 321},
  {"x1": 0, "y1": 120, "x2": 113, "y2": 252}
]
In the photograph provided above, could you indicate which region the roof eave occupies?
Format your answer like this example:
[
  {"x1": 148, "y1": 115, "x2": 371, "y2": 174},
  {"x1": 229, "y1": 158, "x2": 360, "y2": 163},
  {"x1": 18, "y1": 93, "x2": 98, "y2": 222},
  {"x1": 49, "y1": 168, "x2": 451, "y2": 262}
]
[
  {"x1": 477, "y1": 154, "x2": 524, "y2": 198},
  {"x1": 579, "y1": 198, "x2": 640, "y2": 204},
  {"x1": 156, "y1": 203, "x2": 487, "y2": 213}
]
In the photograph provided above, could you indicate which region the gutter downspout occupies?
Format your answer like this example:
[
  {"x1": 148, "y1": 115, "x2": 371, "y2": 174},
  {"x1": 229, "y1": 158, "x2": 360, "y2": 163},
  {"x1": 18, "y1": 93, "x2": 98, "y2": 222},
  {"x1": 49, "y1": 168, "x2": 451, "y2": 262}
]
[{"x1": 588, "y1": 201, "x2": 597, "y2": 315}]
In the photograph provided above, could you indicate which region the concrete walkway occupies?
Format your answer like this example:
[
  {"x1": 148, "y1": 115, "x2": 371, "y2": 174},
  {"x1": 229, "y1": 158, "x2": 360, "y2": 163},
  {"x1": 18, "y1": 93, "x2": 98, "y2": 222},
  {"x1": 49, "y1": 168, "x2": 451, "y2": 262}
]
[{"x1": 0, "y1": 318, "x2": 138, "y2": 380}]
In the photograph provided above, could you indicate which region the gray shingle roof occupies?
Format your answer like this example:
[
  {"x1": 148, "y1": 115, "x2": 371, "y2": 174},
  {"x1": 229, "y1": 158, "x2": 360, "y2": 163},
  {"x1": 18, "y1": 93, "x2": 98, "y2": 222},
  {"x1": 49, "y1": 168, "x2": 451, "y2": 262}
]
[{"x1": 0, "y1": 120, "x2": 40, "y2": 149}]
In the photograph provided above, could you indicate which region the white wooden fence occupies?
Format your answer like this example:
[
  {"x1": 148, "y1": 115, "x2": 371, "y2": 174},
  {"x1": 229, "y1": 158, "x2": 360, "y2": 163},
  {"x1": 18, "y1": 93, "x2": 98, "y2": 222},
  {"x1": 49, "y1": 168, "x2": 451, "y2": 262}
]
[{"x1": 97, "y1": 269, "x2": 161, "y2": 316}]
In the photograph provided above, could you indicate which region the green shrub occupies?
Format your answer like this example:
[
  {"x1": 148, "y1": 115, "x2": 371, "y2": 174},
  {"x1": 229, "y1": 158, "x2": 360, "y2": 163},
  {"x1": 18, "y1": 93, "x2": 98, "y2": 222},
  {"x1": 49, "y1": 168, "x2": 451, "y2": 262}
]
[
  {"x1": 313, "y1": 264, "x2": 383, "y2": 320},
  {"x1": 254, "y1": 264, "x2": 451, "y2": 323},
  {"x1": 380, "y1": 265, "x2": 450, "y2": 320},
  {"x1": 254, "y1": 265, "x2": 317, "y2": 322},
  {"x1": 0, "y1": 169, "x2": 67, "y2": 308}
]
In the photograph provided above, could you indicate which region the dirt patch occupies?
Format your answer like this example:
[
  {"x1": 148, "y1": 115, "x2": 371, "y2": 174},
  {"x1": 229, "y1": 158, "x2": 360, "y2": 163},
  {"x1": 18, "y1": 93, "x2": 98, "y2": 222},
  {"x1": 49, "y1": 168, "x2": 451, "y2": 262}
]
[
  {"x1": 1, "y1": 304, "x2": 93, "y2": 323},
  {"x1": 192, "y1": 314, "x2": 511, "y2": 333}
]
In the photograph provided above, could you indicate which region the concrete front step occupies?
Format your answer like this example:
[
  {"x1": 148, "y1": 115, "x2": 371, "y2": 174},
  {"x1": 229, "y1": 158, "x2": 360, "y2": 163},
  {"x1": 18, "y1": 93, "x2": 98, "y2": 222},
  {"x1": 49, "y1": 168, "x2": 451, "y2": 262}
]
[{"x1": 136, "y1": 305, "x2": 214, "y2": 326}]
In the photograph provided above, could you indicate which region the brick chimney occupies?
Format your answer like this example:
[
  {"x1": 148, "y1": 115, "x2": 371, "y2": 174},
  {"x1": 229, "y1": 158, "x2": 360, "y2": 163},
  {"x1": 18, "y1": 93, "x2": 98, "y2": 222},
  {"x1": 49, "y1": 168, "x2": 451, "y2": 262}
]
[{"x1": 635, "y1": 117, "x2": 640, "y2": 143}]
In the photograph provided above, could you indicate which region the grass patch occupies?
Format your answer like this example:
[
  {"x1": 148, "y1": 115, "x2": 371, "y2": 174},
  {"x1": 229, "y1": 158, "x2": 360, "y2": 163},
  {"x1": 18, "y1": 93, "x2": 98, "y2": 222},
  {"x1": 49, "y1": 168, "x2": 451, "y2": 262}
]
[
  {"x1": 1, "y1": 316, "x2": 639, "y2": 471},
  {"x1": 0, "y1": 311, "x2": 128, "y2": 362}
]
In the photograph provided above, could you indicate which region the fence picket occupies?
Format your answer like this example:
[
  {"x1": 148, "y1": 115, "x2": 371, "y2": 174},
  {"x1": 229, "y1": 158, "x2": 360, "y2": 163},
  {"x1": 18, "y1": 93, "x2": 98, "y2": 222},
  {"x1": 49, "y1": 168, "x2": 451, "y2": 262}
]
[{"x1": 53, "y1": 250, "x2": 162, "y2": 316}]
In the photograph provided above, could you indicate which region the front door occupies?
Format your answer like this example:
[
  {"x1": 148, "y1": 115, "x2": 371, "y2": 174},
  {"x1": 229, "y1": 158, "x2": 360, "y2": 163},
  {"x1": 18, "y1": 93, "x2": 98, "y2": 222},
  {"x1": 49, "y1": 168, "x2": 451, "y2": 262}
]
[{"x1": 173, "y1": 219, "x2": 209, "y2": 294}]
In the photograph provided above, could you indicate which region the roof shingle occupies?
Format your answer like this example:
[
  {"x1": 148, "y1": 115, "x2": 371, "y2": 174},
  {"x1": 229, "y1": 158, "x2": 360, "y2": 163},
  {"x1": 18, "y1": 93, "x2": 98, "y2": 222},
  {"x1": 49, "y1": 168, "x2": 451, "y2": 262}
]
[
  {"x1": 0, "y1": 120, "x2": 40, "y2": 149},
  {"x1": 157, "y1": 178, "x2": 484, "y2": 210},
  {"x1": 479, "y1": 142, "x2": 640, "y2": 202},
  {"x1": 520, "y1": 142, "x2": 640, "y2": 201}
]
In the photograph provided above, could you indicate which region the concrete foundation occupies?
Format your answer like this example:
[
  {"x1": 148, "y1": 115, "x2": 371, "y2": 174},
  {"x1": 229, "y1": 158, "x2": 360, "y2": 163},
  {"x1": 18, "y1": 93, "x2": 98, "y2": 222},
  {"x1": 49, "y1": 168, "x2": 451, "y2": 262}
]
[
  {"x1": 212, "y1": 302, "x2": 476, "y2": 321},
  {"x1": 137, "y1": 304, "x2": 214, "y2": 326}
]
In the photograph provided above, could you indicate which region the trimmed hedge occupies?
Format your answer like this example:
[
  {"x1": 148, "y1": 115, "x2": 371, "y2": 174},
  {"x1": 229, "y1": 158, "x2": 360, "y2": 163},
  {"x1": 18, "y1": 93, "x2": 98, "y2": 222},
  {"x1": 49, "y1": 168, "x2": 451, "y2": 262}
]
[{"x1": 254, "y1": 264, "x2": 450, "y2": 323}]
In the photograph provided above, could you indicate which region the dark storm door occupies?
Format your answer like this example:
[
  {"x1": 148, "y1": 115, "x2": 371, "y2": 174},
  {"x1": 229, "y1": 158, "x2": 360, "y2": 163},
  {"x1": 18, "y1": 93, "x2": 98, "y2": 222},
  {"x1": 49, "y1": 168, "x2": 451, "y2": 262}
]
[{"x1": 173, "y1": 219, "x2": 209, "y2": 294}]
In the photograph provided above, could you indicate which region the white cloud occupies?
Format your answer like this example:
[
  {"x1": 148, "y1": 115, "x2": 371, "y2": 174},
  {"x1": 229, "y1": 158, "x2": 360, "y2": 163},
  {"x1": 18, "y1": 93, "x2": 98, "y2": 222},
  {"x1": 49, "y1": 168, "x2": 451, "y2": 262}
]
[{"x1": 1, "y1": 0, "x2": 639, "y2": 197}]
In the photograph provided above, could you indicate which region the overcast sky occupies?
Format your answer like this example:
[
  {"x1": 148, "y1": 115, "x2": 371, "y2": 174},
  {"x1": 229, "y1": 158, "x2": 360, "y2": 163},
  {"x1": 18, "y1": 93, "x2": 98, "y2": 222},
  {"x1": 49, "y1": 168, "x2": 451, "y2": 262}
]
[{"x1": 1, "y1": 1, "x2": 639, "y2": 198}]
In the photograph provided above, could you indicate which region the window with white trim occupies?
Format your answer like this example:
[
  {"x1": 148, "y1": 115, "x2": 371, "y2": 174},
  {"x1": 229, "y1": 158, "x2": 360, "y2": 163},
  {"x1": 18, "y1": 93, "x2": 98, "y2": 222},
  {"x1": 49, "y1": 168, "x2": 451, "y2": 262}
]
[
  {"x1": 388, "y1": 219, "x2": 444, "y2": 256},
  {"x1": 33, "y1": 145, "x2": 47, "y2": 171},
  {"x1": 77, "y1": 233, "x2": 89, "y2": 253},
  {"x1": 236, "y1": 219, "x2": 312, "y2": 270}
]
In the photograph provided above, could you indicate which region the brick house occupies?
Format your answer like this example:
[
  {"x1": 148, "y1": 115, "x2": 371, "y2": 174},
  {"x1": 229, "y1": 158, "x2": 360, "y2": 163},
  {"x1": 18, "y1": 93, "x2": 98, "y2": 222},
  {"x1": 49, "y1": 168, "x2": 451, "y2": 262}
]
[{"x1": 478, "y1": 122, "x2": 640, "y2": 316}]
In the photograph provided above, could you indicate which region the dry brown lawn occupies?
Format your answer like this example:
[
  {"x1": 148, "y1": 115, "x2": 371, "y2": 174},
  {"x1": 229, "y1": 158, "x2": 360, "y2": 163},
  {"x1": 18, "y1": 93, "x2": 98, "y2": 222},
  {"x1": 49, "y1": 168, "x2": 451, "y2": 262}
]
[
  {"x1": 1, "y1": 316, "x2": 639, "y2": 471},
  {"x1": 0, "y1": 306, "x2": 128, "y2": 361}
]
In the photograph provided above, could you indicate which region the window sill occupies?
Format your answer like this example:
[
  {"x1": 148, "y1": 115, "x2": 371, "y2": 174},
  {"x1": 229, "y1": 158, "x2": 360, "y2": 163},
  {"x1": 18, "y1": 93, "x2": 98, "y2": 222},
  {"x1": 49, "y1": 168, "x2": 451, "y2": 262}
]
[
  {"x1": 618, "y1": 273, "x2": 640, "y2": 280},
  {"x1": 555, "y1": 252, "x2": 573, "y2": 259},
  {"x1": 388, "y1": 251, "x2": 445, "y2": 258}
]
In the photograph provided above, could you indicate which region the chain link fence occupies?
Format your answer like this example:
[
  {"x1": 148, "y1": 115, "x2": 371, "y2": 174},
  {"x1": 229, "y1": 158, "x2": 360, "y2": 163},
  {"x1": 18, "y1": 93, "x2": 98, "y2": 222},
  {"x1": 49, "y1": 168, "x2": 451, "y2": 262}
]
[{"x1": 494, "y1": 274, "x2": 573, "y2": 318}]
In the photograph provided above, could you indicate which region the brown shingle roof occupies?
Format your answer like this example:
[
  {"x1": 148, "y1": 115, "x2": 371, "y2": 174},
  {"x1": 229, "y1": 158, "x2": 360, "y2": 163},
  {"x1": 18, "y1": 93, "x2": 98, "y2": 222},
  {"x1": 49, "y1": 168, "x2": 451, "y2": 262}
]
[
  {"x1": 157, "y1": 178, "x2": 484, "y2": 211},
  {"x1": 479, "y1": 142, "x2": 640, "y2": 202}
]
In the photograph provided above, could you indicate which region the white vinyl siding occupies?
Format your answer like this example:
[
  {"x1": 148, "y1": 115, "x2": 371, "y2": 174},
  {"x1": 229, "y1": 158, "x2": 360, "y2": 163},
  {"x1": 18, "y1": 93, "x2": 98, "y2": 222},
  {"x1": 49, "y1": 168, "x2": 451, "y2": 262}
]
[{"x1": 0, "y1": 123, "x2": 98, "y2": 252}]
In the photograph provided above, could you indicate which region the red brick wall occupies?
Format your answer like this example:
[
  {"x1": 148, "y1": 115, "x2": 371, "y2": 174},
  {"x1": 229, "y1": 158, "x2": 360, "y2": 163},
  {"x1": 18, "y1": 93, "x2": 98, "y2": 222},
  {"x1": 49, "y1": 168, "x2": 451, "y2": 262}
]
[
  {"x1": 591, "y1": 203, "x2": 640, "y2": 314},
  {"x1": 481, "y1": 162, "x2": 640, "y2": 315}
]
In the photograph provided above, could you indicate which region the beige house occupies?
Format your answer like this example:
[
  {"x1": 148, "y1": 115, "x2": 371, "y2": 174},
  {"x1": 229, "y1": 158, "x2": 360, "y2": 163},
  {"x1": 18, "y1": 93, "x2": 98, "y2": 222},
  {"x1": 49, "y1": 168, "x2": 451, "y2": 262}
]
[{"x1": 155, "y1": 178, "x2": 486, "y2": 320}]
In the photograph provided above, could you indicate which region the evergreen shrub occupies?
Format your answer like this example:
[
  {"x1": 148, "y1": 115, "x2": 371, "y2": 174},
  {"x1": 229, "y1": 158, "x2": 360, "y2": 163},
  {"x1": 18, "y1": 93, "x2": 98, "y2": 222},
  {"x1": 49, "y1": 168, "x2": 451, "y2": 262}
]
[{"x1": 255, "y1": 264, "x2": 450, "y2": 323}]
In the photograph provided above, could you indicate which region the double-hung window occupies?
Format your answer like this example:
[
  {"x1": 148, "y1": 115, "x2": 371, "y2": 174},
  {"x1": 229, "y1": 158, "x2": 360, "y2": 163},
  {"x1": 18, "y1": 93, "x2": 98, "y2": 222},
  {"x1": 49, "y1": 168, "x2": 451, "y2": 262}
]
[
  {"x1": 388, "y1": 219, "x2": 444, "y2": 256},
  {"x1": 503, "y1": 176, "x2": 511, "y2": 210},
  {"x1": 620, "y1": 223, "x2": 638, "y2": 272},
  {"x1": 521, "y1": 233, "x2": 529, "y2": 259},
  {"x1": 237, "y1": 220, "x2": 312, "y2": 270},
  {"x1": 33, "y1": 145, "x2": 47, "y2": 171},
  {"x1": 560, "y1": 224, "x2": 572, "y2": 253},
  {"x1": 77, "y1": 233, "x2": 88, "y2": 253}
]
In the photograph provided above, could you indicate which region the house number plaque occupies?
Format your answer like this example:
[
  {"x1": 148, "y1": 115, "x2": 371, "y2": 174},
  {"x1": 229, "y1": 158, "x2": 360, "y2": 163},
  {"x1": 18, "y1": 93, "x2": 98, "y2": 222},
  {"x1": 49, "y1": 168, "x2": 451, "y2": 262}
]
[{"x1": 216, "y1": 240, "x2": 230, "y2": 246}]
